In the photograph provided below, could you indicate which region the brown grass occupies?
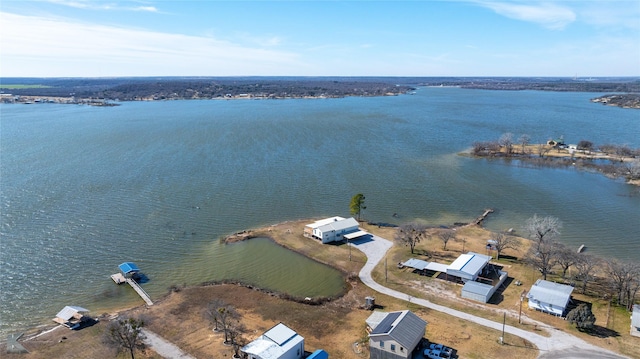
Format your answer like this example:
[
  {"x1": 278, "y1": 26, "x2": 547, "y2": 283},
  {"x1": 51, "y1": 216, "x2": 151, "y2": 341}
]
[{"x1": 5, "y1": 219, "x2": 638, "y2": 359}]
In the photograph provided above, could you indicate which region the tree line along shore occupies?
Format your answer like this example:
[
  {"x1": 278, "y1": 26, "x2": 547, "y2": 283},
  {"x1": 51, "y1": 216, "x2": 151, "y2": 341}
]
[
  {"x1": 471, "y1": 133, "x2": 640, "y2": 186},
  {"x1": 7, "y1": 214, "x2": 639, "y2": 359},
  {"x1": 1, "y1": 77, "x2": 639, "y2": 107}
]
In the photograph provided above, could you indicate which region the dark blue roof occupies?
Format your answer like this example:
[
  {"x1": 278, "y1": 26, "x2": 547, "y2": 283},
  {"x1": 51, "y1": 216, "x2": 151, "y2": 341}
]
[
  {"x1": 119, "y1": 262, "x2": 140, "y2": 274},
  {"x1": 371, "y1": 312, "x2": 401, "y2": 334}
]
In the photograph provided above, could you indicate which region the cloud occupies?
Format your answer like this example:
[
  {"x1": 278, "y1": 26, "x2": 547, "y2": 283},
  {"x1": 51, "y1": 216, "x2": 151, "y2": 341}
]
[
  {"x1": 0, "y1": 12, "x2": 301, "y2": 77},
  {"x1": 475, "y1": 1, "x2": 576, "y2": 30},
  {"x1": 45, "y1": 0, "x2": 158, "y2": 12}
]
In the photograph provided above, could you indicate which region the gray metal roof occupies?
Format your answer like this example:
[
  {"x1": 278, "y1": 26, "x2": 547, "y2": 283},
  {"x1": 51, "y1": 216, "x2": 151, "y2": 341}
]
[
  {"x1": 527, "y1": 279, "x2": 574, "y2": 308},
  {"x1": 317, "y1": 217, "x2": 359, "y2": 232},
  {"x1": 369, "y1": 310, "x2": 427, "y2": 350},
  {"x1": 446, "y1": 252, "x2": 490, "y2": 280},
  {"x1": 462, "y1": 281, "x2": 493, "y2": 296},
  {"x1": 263, "y1": 323, "x2": 297, "y2": 346}
]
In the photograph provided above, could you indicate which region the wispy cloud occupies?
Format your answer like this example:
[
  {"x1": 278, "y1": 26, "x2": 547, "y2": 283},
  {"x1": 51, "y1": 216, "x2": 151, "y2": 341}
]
[
  {"x1": 0, "y1": 12, "x2": 301, "y2": 76},
  {"x1": 474, "y1": 1, "x2": 576, "y2": 30},
  {"x1": 45, "y1": 0, "x2": 158, "y2": 12}
]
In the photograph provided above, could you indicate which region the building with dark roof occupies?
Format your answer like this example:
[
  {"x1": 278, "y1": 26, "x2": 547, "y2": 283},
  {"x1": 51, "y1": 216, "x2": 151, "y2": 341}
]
[{"x1": 367, "y1": 310, "x2": 427, "y2": 359}]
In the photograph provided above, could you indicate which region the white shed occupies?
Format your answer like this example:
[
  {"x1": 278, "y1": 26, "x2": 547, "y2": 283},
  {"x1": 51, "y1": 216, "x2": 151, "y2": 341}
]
[{"x1": 527, "y1": 279, "x2": 574, "y2": 317}]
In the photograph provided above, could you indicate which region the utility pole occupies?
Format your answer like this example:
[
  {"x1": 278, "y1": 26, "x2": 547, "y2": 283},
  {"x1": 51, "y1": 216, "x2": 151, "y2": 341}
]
[
  {"x1": 348, "y1": 238, "x2": 351, "y2": 261},
  {"x1": 385, "y1": 258, "x2": 388, "y2": 283},
  {"x1": 519, "y1": 290, "x2": 527, "y2": 324},
  {"x1": 500, "y1": 312, "x2": 506, "y2": 345}
]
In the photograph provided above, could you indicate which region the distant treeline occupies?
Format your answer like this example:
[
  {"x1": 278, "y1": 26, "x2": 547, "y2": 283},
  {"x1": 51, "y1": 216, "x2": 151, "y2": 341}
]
[{"x1": 1, "y1": 76, "x2": 639, "y2": 101}]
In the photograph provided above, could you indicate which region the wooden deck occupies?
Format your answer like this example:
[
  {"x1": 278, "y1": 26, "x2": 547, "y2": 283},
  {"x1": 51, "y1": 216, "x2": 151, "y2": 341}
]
[
  {"x1": 111, "y1": 273, "x2": 153, "y2": 306},
  {"x1": 126, "y1": 278, "x2": 154, "y2": 306}
]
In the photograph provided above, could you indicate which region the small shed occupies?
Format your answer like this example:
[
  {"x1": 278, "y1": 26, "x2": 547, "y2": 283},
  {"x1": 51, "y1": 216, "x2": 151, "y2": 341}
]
[
  {"x1": 527, "y1": 279, "x2": 574, "y2": 317},
  {"x1": 631, "y1": 304, "x2": 640, "y2": 337},
  {"x1": 119, "y1": 262, "x2": 141, "y2": 278},
  {"x1": 461, "y1": 281, "x2": 494, "y2": 303},
  {"x1": 53, "y1": 306, "x2": 89, "y2": 329}
]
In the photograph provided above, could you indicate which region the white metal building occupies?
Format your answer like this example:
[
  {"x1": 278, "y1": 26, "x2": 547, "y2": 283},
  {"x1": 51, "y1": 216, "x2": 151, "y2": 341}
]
[
  {"x1": 631, "y1": 304, "x2": 640, "y2": 337},
  {"x1": 304, "y1": 217, "x2": 360, "y2": 243},
  {"x1": 242, "y1": 323, "x2": 304, "y2": 359},
  {"x1": 446, "y1": 252, "x2": 491, "y2": 282},
  {"x1": 527, "y1": 279, "x2": 574, "y2": 317}
]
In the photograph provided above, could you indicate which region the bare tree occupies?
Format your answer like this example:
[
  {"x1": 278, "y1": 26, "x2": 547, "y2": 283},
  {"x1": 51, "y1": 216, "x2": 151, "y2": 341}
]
[
  {"x1": 499, "y1": 132, "x2": 515, "y2": 156},
  {"x1": 395, "y1": 222, "x2": 428, "y2": 254},
  {"x1": 227, "y1": 320, "x2": 246, "y2": 358},
  {"x1": 489, "y1": 231, "x2": 520, "y2": 260},
  {"x1": 555, "y1": 244, "x2": 579, "y2": 280},
  {"x1": 536, "y1": 143, "x2": 551, "y2": 158},
  {"x1": 524, "y1": 214, "x2": 562, "y2": 246},
  {"x1": 574, "y1": 254, "x2": 600, "y2": 294},
  {"x1": 518, "y1": 134, "x2": 531, "y2": 155},
  {"x1": 605, "y1": 259, "x2": 640, "y2": 308},
  {"x1": 524, "y1": 240, "x2": 559, "y2": 280},
  {"x1": 207, "y1": 299, "x2": 226, "y2": 332},
  {"x1": 438, "y1": 229, "x2": 456, "y2": 251},
  {"x1": 577, "y1": 140, "x2": 593, "y2": 154},
  {"x1": 103, "y1": 316, "x2": 146, "y2": 359}
]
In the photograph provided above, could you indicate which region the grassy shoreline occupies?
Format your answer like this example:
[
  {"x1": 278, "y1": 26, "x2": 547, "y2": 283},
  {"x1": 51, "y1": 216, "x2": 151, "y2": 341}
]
[{"x1": 5, "y1": 218, "x2": 638, "y2": 359}]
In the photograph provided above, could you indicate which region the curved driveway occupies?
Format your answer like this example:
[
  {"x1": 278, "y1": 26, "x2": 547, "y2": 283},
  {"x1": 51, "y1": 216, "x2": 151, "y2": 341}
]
[{"x1": 350, "y1": 235, "x2": 627, "y2": 359}]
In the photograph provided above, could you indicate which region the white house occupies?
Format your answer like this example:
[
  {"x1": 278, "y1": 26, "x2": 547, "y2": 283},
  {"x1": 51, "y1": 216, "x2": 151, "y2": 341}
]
[
  {"x1": 527, "y1": 279, "x2": 574, "y2": 317},
  {"x1": 446, "y1": 252, "x2": 491, "y2": 282},
  {"x1": 368, "y1": 310, "x2": 427, "y2": 359},
  {"x1": 631, "y1": 304, "x2": 640, "y2": 337},
  {"x1": 242, "y1": 323, "x2": 304, "y2": 359},
  {"x1": 304, "y1": 217, "x2": 360, "y2": 244}
]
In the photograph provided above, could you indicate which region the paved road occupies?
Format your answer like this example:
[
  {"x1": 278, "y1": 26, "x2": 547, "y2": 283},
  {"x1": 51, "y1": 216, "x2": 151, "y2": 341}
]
[
  {"x1": 350, "y1": 235, "x2": 627, "y2": 359},
  {"x1": 142, "y1": 329, "x2": 196, "y2": 359}
]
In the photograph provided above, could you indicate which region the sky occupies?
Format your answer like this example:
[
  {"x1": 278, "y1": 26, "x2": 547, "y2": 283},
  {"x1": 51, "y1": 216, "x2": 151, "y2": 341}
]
[{"x1": 1, "y1": 0, "x2": 639, "y2": 77}]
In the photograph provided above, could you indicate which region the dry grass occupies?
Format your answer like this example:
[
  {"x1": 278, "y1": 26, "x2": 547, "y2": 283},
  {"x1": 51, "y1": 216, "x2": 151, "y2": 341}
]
[{"x1": 6, "y1": 219, "x2": 637, "y2": 359}]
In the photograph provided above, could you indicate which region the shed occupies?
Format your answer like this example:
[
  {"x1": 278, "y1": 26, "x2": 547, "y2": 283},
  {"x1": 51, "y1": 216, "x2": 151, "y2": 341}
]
[
  {"x1": 446, "y1": 252, "x2": 491, "y2": 282},
  {"x1": 631, "y1": 304, "x2": 640, "y2": 337},
  {"x1": 461, "y1": 281, "x2": 494, "y2": 303},
  {"x1": 53, "y1": 306, "x2": 89, "y2": 329},
  {"x1": 527, "y1": 279, "x2": 574, "y2": 317}
]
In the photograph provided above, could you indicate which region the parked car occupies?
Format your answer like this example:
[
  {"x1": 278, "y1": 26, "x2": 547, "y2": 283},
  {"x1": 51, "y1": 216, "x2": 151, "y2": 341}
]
[
  {"x1": 424, "y1": 349, "x2": 450, "y2": 359},
  {"x1": 429, "y1": 344, "x2": 453, "y2": 356}
]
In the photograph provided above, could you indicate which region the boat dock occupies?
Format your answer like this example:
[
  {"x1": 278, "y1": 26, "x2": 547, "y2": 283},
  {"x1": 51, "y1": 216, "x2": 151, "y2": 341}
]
[
  {"x1": 111, "y1": 274, "x2": 153, "y2": 306},
  {"x1": 111, "y1": 262, "x2": 153, "y2": 306}
]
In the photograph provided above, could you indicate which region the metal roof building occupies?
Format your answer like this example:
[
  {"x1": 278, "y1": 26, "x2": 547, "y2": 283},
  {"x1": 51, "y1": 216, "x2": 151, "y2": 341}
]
[
  {"x1": 527, "y1": 279, "x2": 574, "y2": 317},
  {"x1": 446, "y1": 252, "x2": 491, "y2": 282},
  {"x1": 242, "y1": 323, "x2": 304, "y2": 359},
  {"x1": 307, "y1": 217, "x2": 360, "y2": 244},
  {"x1": 368, "y1": 310, "x2": 427, "y2": 359},
  {"x1": 119, "y1": 262, "x2": 140, "y2": 276},
  {"x1": 631, "y1": 304, "x2": 640, "y2": 337}
]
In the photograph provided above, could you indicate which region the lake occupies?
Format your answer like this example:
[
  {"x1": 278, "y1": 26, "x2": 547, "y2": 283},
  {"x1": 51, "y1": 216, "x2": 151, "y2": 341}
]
[{"x1": 1, "y1": 87, "x2": 638, "y2": 335}]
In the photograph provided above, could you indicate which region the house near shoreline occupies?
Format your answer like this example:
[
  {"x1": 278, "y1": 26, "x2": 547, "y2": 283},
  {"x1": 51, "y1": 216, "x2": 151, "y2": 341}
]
[
  {"x1": 241, "y1": 322, "x2": 305, "y2": 359},
  {"x1": 367, "y1": 310, "x2": 427, "y2": 359},
  {"x1": 631, "y1": 304, "x2": 640, "y2": 337},
  {"x1": 303, "y1": 216, "x2": 363, "y2": 244},
  {"x1": 527, "y1": 279, "x2": 574, "y2": 317}
]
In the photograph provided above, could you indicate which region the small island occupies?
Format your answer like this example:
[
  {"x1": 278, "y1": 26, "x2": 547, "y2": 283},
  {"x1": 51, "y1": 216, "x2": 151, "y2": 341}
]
[{"x1": 470, "y1": 134, "x2": 640, "y2": 186}]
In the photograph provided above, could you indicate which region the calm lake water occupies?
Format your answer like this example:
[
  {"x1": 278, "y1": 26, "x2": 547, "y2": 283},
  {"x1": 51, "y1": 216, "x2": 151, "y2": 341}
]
[{"x1": 1, "y1": 87, "x2": 639, "y2": 335}]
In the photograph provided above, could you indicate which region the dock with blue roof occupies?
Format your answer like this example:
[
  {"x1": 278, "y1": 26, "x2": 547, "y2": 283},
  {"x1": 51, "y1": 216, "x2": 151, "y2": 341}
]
[{"x1": 111, "y1": 262, "x2": 153, "y2": 306}]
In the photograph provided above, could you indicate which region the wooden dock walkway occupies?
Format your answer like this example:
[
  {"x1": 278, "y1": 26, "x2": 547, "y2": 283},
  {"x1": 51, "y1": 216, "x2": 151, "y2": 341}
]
[
  {"x1": 125, "y1": 278, "x2": 153, "y2": 306},
  {"x1": 474, "y1": 208, "x2": 494, "y2": 225}
]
